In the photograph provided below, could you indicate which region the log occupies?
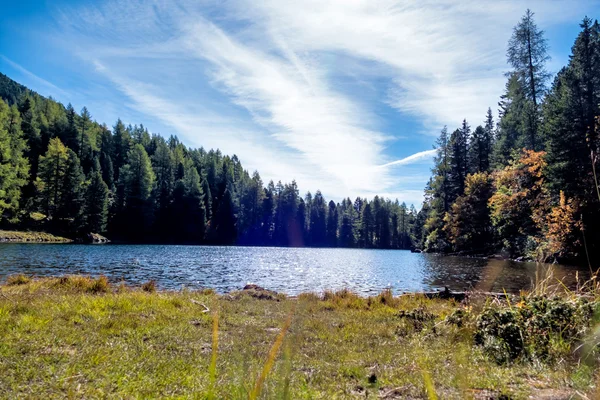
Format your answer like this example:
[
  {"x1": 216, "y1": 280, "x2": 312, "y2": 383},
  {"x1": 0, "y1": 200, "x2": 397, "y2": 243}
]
[{"x1": 401, "y1": 287, "x2": 511, "y2": 301}]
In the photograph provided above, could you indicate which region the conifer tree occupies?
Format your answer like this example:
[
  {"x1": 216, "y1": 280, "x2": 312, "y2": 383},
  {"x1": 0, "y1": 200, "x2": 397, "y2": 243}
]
[
  {"x1": 506, "y1": 9, "x2": 550, "y2": 150},
  {"x1": 38, "y1": 137, "x2": 69, "y2": 218},
  {"x1": 119, "y1": 144, "x2": 155, "y2": 239},
  {"x1": 0, "y1": 100, "x2": 29, "y2": 223},
  {"x1": 57, "y1": 149, "x2": 85, "y2": 231},
  {"x1": 309, "y1": 190, "x2": 327, "y2": 246},
  {"x1": 326, "y1": 200, "x2": 338, "y2": 247},
  {"x1": 182, "y1": 162, "x2": 206, "y2": 242},
  {"x1": 84, "y1": 169, "x2": 109, "y2": 233},
  {"x1": 448, "y1": 120, "x2": 470, "y2": 201}
]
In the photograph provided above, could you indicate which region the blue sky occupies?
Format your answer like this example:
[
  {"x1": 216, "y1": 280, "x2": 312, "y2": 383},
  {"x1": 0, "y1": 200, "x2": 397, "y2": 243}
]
[{"x1": 1, "y1": 0, "x2": 599, "y2": 205}]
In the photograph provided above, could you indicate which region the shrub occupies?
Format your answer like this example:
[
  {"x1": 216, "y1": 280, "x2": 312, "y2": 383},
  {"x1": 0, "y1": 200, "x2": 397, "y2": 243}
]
[
  {"x1": 142, "y1": 280, "x2": 157, "y2": 293},
  {"x1": 475, "y1": 296, "x2": 596, "y2": 363},
  {"x1": 89, "y1": 276, "x2": 110, "y2": 293},
  {"x1": 6, "y1": 274, "x2": 31, "y2": 285}
]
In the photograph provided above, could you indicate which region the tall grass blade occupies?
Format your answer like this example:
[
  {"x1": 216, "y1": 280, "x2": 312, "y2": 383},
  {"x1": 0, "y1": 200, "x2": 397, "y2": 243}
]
[
  {"x1": 248, "y1": 305, "x2": 295, "y2": 400},
  {"x1": 207, "y1": 310, "x2": 219, "y2": 400},
  {"x1": 421, "y1": 368, "x2": 438, "y2": 400}
]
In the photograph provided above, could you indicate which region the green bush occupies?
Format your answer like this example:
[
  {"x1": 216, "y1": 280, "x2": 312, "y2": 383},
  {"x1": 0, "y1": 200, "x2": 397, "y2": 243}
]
[{"x1": 475, "y1": 296, "x2": 596, "y2": 364}]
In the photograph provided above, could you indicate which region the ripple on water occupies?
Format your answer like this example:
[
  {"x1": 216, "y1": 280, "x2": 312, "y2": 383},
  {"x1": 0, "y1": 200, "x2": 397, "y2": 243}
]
[{"x1": 0, "y1": 244, "x2": 589, "y2": 295}]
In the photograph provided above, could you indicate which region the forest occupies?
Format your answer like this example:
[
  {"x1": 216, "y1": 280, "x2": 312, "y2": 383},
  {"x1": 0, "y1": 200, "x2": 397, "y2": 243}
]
[
  {"x1": 0, "y1": 72, "x2": 418, "y2": 248},
  {"x1": 418, "y1": 11, "x2": 600, "y2": 264},
  {"x1": 1, "y1": 10, "x2": 600, "y2": 262}
]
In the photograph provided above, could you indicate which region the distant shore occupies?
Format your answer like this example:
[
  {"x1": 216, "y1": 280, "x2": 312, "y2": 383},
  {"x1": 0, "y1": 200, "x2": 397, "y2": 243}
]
[{"x1": 0, "y1": 230, "x2": 72, "y2": 243}]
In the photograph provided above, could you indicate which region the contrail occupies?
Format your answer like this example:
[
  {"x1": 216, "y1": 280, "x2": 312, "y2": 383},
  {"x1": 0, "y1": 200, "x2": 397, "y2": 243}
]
[{"x1": 379, "y1": 149, "x2": 437, "y2": 168}]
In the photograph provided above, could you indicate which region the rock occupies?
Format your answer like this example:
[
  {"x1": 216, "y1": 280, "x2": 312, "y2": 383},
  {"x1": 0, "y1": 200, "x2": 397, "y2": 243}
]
[
  {"x1": 76, "y1": 233, "x2": 110, "y2": 244},
  {"x1": 241, "y1": 284, "x2": 280, "y2": 300},
  {"x1": 243, "y1": 284, "x2": 265, "y2": 291}
]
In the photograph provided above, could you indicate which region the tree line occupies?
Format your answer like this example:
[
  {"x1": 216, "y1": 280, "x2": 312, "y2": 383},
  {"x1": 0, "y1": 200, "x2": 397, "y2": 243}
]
[
  {"x1": 415, "y1": 11, "x2": 600, "y2": 264},
  {"x1": 0, "y1": 74, "x2": 419, "y2": 248}
]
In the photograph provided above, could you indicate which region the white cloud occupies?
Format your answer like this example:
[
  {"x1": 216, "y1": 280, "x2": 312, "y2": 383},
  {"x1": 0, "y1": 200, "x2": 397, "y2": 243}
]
[{"x1": 1, "y1": 55, "x2": 68, "y2": 98}]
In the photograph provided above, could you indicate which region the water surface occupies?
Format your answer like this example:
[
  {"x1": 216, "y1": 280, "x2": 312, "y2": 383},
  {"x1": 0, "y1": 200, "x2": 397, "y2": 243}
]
[{"x1": 0, "y1": 244, "x2": 588, "y2": 295}]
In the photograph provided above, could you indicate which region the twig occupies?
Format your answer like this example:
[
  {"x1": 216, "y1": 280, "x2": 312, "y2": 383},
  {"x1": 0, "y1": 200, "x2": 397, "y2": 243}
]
[{"x1": 191, "y1": 299, "x2": 210, "y2": 313}]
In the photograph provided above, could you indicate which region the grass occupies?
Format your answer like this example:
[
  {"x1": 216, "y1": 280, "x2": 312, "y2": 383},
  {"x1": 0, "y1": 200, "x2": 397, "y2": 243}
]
[
  {"x1": 0, "y1": 276, "x2": 598, "y2": 399},
  {"x1": 0, "y1": 230, "x2": 72, "y2": 243}
]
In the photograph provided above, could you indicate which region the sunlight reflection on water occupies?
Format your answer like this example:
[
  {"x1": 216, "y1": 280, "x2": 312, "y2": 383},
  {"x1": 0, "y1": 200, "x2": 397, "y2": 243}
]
[{"x1": 0, "y1": 244, "x2": 588, "y2": 295}]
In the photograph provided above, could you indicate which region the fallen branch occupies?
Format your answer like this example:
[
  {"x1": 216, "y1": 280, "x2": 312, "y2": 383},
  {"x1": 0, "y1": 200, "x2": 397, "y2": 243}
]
[
  {"x1": 191, "y1": 299, "x2": 210, "y2": 313},
  {"x1": 401, "y1": 287, "x2": 510, "y2": 302}
]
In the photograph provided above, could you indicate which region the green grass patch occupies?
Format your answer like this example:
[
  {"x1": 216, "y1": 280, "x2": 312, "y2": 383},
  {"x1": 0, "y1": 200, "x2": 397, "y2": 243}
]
[{"x1": 0, "y1": 276, "x2": 598, "y2": 399}]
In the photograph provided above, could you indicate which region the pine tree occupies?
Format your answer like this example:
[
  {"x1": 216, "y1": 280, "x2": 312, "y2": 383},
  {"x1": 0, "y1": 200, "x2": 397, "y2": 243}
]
[
  {"x1": 544, "y1": 18, "x2": 600, "y2": 199},
  {"x1": 506, "y1": 9, "x2": 550, "y2": 150},
  {"x1": 38, "y1": 137, "x2": 69, "y2": 218},
  {"x1": 213, "y1": 188, "x2": 236, "y2": 244},
  {"x1": 151, "y1": 138, "x2": 174, "y2": 237},
  {"x1": 339, "y1": 201, "x2": 355, "y2": 248},
  {"x1": 182, "y1": 162, "x2": 206, "y2": 242},
  {"x1": 444, "y1": 172, "x2": 494, "y2": 252},
  {"x1": 468, "y1": 126, "x2": 487, "y2": 174},
  {"x1": 112, "y1": 119, "x2": 131, "y2": 181},
  {"x1": 64, "y1": 103, "x2": 79, "y2": 151},
  {"x1": 79, "y1": 107, "x2": 92, "y2": 160},
  {"x1": 19, "y1": 97, "x2": 41, "y2": 180},
  {"x1": 359, "y1": 201, "x2": 373, "y2": 248},
  {"x1": 84, "y1": 170, "x2": 109, "y2": 233},
  {"x1": 0, "y1": 100, "x2": 29, "y2": 223},
  {"x1": 238, "y1": 171, "x2": 265, "y2": 244},
  {"x1": 448, "y1": 120, "x2": 470, "y2": 201},
  {"x1": 309, "y1": 190, "x2": 327, "y2": 246},
  {"x1": 493, "y1": 74, "x2": 531, "y2": 167},
  {"x1": 326, "y1": 200, "x2": 338, "y2": 247},
  {"x1": 119, "y1": 144, "x2": 155, "y2": 240},
  {"x1": 57, "y1": 149, "x2": 85, "y2": 231}
]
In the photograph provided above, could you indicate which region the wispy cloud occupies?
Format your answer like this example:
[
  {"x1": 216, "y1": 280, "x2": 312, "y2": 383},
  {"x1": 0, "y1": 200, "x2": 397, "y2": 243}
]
[
  {"x1": 381, "y1": 149, "x2": 437, "y2": 168},
  {"x1": 1, "y1": 55, "x2": 68, "y2": 98},
  {"x1": 50, "y1": 0, "x2": 590, "y2": 203}
]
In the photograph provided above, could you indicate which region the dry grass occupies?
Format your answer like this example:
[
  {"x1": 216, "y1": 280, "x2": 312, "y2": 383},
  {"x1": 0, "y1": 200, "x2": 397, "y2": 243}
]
[
  {"x1": 6, "y1": 274, "x2": 31, "y2": 286},
  {"x1": 0, "y1": 230, "x2": 72, "y2": 243}
]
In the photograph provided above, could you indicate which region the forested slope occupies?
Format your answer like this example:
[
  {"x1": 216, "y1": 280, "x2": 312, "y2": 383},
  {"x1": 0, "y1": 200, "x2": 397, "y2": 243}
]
[{"x1": 0, "y1": 73, "x2": 418, "y2": 247}]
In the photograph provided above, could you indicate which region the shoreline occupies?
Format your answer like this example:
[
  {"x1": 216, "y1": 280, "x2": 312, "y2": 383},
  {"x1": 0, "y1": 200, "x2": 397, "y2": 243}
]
[{"x1": 0, "y1": 230, "x2": 73, "y2": 243}]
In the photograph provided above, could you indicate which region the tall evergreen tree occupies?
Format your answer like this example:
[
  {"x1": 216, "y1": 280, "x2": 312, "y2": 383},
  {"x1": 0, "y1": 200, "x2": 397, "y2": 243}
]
[
  {"x1": 493, "y1": 74, "x2": 531, "y2": 167},
  {"x1": 38, "y1": 137, "x2": 69, "y2": 218},
  {"x1": 506, "y1": 9, "x2": 550, "y2": 150},
  {"x1": 212, "y1": 188, "x2": 236, "y2": 244},
  {"x1": 359, "y1": 201, "x2": 374, "y2": 248},
  {"x1": 0, "y1": 100, "x2": 29, "y2": 223},
  {"x1": 448, "y1": 120, "x2": 470, "y2": 201},
  {"x1": 84, "y1": 170, "x2": 109, "y2": 233},
  {"x1": 56, "y1": 149, "x2": 85, "y2": 231},
  {"x1": 326, "y1": 200, "x2": 338, "y2": 247},
  {"x1": 119, "y1": 144, "x2": 155, "y2": 240},
  {"x1": 309, "y1": 190, "x2": 327, "y2": 246},
  {"x1": 182, "y1": 162, "x2": 207, "y2": 242}
]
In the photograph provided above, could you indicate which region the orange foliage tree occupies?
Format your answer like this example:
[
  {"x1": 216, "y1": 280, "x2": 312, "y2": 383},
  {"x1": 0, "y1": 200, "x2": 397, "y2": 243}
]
[
  {"x1": 535, "y1": 191, "x2": 581, "y2": 261},
  {"x1": 488, "y1": 150, "x2": 550, "y2": 256}
]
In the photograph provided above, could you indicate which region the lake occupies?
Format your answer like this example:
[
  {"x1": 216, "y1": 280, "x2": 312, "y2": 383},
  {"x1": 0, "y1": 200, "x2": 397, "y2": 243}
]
[{"x1": 0, "y1": 244, "x2": 590, "y2": 295}]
